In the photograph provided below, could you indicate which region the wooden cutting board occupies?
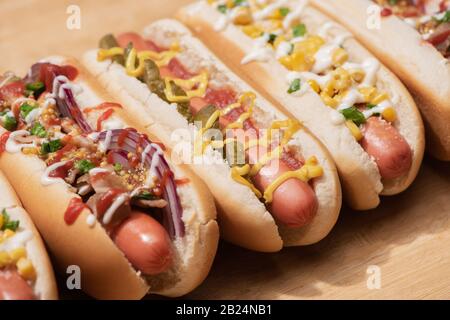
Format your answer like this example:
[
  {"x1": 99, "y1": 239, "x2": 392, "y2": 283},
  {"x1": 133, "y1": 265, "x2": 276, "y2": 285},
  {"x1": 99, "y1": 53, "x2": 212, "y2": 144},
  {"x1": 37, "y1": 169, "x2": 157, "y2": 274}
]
[{"x1": 1, "y1": 0, "x2": 449, "y2": 300}]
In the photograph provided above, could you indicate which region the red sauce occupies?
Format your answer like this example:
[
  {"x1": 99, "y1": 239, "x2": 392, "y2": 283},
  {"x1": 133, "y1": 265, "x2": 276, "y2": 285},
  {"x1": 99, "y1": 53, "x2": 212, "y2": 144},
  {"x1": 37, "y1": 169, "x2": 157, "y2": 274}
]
[
  {"x1": 0, "y1": 132, "x2": 11, "y2": 154},
  {"x1": 96, "y1": 188, "x2": 126, "y2": 218},
  {"x1": 440, "y1": 0, "x2": 448, "y2": 12},
  {"x1": 64, "y1": 198, "x2": 88, "y2": 225},
  {"x1": 381, "y1": 7, "x2": 393, "y2": 17},
  {"x1": 174, "y1": 178, "x2": 190, "y2": 186},
  {"x1": 160, "y1": 170, "x2": 173, "y2": 187},
  {"x1": 49, "y1": 160, "x2": 74, "y2": 179},
  {"x1": 167, "y1": 58, "x2": 194, "y2": 80},
  {"x1": 46, "y1": 117, "x2": 61, "y2": 126},
  {"x1": 50, "y1": 144, "x2": 75, "y2": 165},
  {"x1": 84, "y1": 102, "x2": 122, "y2": 114},
  {"x1": 117, "y1": 128, "x2": 136, "y2": 147},
  {"x1": 96, "y1": 108, "x2": 115, "y2": 131},
  {"x1": 128, "y1": 153, "x2": 140, "y2": 168},
  {"x1": 39, "y1": 63, "x2": 78, "y2": 92},
  {"x1": 204, "y1": 87, "x2": 238, "y2": 109},
  {"x1": 0, "y1": 81, "x2": 25, "y2": 104}
]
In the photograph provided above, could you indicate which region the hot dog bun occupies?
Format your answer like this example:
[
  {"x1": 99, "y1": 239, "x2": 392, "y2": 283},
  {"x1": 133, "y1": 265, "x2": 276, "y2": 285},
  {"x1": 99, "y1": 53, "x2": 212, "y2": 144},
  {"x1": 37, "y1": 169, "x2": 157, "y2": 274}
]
[
  {"x1": 82, "y1": 19, "x2": 341, "y2": 251},
  {"x1": 0, "y1": 170, "x2": 58, "y2": 300},
  {"x1": 310, "y1": 0, "x2": 450, "y2": 161},
  {"x1": 0, "y1": 56, "x2": 219, "y2": 299},
  {"x1": 177, "y1": 1, "x2": 425, "y2": 209}
]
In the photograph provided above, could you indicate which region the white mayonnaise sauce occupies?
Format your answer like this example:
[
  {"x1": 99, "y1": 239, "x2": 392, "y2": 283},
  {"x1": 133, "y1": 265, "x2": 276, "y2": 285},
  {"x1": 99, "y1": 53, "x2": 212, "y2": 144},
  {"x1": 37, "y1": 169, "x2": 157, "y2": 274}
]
[
  {"x1": 5, "y1": 130, "x2": 36, "y2": 153},
  {"x1": 102, "y1": 194, "x2": 128, "y2": 225},
  {"x1": 241, "y1": 33, "x2": 273, "y2": 64},
  {"x1": 86, "y1": 214, "x2": 97, "y2": 227},
  {"x1": 0, "y1": 230, "x2": 33, "y2": 252},
  {"x1": 282, "y1": 0, "x2": 308, "y2": 29},
  {"x1": 41, "y1": 161, "x2": 68, "y2": 186}
]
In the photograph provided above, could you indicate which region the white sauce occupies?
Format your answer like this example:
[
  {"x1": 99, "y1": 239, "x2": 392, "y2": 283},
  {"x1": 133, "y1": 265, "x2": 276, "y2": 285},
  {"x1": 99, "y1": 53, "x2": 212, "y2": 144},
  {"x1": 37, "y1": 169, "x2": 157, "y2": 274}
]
[
  {"x1": 41, "y1": 161, "x2": 68, "y2": 186},
  {"x1": 5, "y1": 130, "x2": 36, "y2": 153},
  {"x1": 363, "y1": 100, "x2": 391, "y2": 119},
  {"x1": 0, "y1": 230, "x2": 33, "y2": 252},
  {"x1": 337, "y1": 89, "x2": 365, "y2": 110},
  {"x1": 100, "y1": 117, "x2": 123, "y2": 131},
  {"x1": 276, "y1": 41, "x2": 293, "y2": 59},
  {"x1": 241, "y1": 33, "x2": 273, "y2": 64},
  {"x1": 99, "y1": 130, "x2": 112, "y2": 152},
  {"x1": 311, "y1": 44, "x2": 339, "y2": 73},
  {"x1": 24, "y1": 107, "x2": 40, "y2": 124},
  {"x1": 282, "y1": 0, "x2": 308, "y2": 29},
  {"x1": 78, "y1": 185, "x2": 92, "y2": 196},
  {"x1": 86, "y1": 214, "x2": 97, "y2": 227},
  {"x1": 253, "y1": 0, "x2": 288, "y2": 21},
  {"x1": 102, "y1": 194, "x2": 128, "y2": 225},
  {"x1": 330, "y1": 109, "x2": 345, "y2": 125},
  {"x1": 89, "y1": 167, "x2": 110, "y2": 175}
]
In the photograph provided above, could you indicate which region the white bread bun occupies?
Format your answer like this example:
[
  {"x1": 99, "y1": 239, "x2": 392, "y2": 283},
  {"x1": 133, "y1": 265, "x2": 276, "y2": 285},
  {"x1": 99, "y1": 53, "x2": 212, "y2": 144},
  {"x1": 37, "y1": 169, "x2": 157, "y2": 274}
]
[
  {"x1": 310, "y1": 0, "x2": 450, "y2": 161},
  {"x1": 177, "y1": 1, "x2": 425, "y2": 208},
  {"x1": 0, "y1": 57, "x2": 219, "y2": 299},
  {"x1": 0, "y1": 171, "x2": 58, "y2": 300},
  {"x1": 82, "y1": 19, "x2": 342, "y2": 250}
]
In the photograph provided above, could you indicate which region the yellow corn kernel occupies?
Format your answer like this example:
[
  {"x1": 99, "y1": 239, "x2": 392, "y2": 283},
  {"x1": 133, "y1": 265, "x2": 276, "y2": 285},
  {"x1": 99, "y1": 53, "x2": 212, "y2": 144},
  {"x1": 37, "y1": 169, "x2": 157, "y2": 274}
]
[
  {"x1": 17, "y1": 258, "x2": 36, "y2": 281},
  {"x1": 332, "y1": 47, "x2": 349, "y2": 66},
  {"x1": 233, "y1": 7, "x2": 253, "y2": 25},
  {"x1": 358, "y1": 86, "x2": 377, "y2": 102},
  {"x1": 279, "y1": 52, "x2": 315, "y2": 71},
  {"x1": 320, "y1": 92, "x2": 338, "y2": 108},
  {"x1": 0, "y1": 251, "x2": 12, "y2": 267},
  {"x1": 294, "y1": 36, "x2": 325, "y2": 55},
  {"x1": 331, "y1": 68, "x2": 352, "y2": 91},
  {"x1": 226, "y1": 0, "x2": 234, "y2": 8},
  {"x1": 371, "y1": 92, "x2": 389, "y2": 105},
  {"x1": 269, "y1": 19, "x2": 283, "y2": 30},
  {"x1": 9, "y1": 247, "x2": 27, "y2": 263},
  {"x1": 242, "y1": 24, "x2": 263, "y2": 38},
  {"x1": 3, "y1": 229, "x2": 15, "y2": 239},
  {"x1": 0, "y1": 214, "x2": 3, "y2": 229},
  {"x1": 323, "y1": 79, "x2": 336, "y2": 96},
  {"x1": 382, "y1": 107, "x2": 397, "y2": 122},
  {"x1": 22, "y1": 147, "x2": 39, "y2": 155},
  {"x1": 345, "y1": 120, "x2": 363, "y2": 141},
  {"x1": 349, "y1": 68, "x2": 365, "y2": 82},
  {"x1": 273, "y1": 35, "x2": 286, "y2": 48},
  {"x1": 307, "y1": 80, "x2": 320, "y2": 93}
]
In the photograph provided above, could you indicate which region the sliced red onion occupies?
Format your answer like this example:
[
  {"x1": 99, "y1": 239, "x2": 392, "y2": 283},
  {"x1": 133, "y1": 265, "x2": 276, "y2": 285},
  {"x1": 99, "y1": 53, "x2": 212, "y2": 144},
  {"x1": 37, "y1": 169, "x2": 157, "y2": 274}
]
[
  {"x1": 98, "y1": 129, "x2": 185, "y2": 238},
  {"x1": 108, "y1": 149, "x2": 131, "y2": 170}
]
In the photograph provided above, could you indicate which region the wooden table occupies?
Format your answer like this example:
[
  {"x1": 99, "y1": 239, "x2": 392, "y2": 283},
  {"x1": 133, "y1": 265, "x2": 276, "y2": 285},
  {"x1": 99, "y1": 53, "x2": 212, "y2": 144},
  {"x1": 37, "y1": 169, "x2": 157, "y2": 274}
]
[{"x1": 1, "y1": 0, "x2": 449, "y2": 299}]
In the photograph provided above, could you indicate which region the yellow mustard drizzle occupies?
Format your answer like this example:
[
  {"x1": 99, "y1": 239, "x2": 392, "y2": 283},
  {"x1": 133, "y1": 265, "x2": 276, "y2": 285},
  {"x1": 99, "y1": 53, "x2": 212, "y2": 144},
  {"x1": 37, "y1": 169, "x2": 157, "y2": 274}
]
[
  {"x1": 230, "y1": 165, "x2": 263, "y2": 198},
  {"x1": 194, "y1": 109, "x2": 221, "y2": 157},
  {"x1": 97, "y1": 42, "x2": 180, "y2": 77},
  {"x1": 263, "y1": 156, "x2": 323, "y2": 203},
  {"x1": 164, "y1": 72, "x2": 209, "y2": 103}
]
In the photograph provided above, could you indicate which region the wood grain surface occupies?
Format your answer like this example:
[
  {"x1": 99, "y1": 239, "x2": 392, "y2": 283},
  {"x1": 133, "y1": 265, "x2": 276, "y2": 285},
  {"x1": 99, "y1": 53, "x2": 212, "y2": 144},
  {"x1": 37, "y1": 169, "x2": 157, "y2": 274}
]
[{"x1": 1, "y1": 0, "x2": 449, "y2": 299}]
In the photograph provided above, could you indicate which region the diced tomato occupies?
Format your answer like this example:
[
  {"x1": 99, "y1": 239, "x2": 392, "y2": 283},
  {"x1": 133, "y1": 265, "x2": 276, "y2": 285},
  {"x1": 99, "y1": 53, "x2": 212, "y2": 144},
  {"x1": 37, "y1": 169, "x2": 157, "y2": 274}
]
[
  {"x1": 381, "y1": 7, "x2": 393, "y2": 17},
  {"x1": 117, "y1": 32, "x2": 162, "y2": 52},
  {"x1": 204, "y1": 87, "x2": 238, "y2": 109},
  {"x1": 0, "y1": 81, "x2": 25, "y2": 104},
  {"x1": 50, "y1": 144, "x2": 75, "y2": 164},
  {"x1": 39, "y1": 63, "x2": 78, "y2": 92},
  {"x1": 167, "y1": 59, "x2": 193, "y2": 80}
]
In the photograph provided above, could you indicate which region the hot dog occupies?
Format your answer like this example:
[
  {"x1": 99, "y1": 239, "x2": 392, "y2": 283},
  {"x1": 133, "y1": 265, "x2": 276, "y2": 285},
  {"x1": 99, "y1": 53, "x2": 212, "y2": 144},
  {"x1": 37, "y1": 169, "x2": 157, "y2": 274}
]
[
  {"x1": 0, "y1": 59, "x2": 219, "y2": 299},
  {"x1": 0, "y1": 171, "x2": 57, "y2": 300},
  {"x1": 178, "y1": 1, "x2": 425, "y2": 209},
  {"x1": 83, "y1": 19, "x2": 341, "y2": 251},
  {"x1": 309, "y1": 0, "x2": 450, "y2": 160}
]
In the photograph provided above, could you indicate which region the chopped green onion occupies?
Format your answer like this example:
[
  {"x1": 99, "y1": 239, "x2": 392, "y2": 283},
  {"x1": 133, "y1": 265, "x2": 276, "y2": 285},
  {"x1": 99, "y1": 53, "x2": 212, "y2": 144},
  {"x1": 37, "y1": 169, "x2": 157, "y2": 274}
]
[
  {"x1": 438, "y1": 10, "x2": 450, "y2": 23},
  {"x1": 366, "y1": 104, "x2": 377, "y2": 109},
  {"x1": 30, "y1": 122, "x2": 47, "y2": 138},
  {"x1": 25, "y1": 81, "x2": 45, "y2": 97},
  {"x1": 217, "y1": 4, "x2": 227, "y2": 13},
  {"x1": 233, "y1": 0, "x2": 245, "y2": 6},
  {"x1": 268, "y1": 33, "x2": 277, "y2": 44},
  {"x1": 1, "y1": 209, "x2": 20, "y2": 231},
  {"x1": 113, "y1": 163, "x2": 123, "y2": 173},
  {"x1": 293, "y1": 23, "x2": 307, "y2": 37},
  {"x1": 133, "y1": 191, "x2": 157, "y2": 201},
  {"x1": 2, "y1": 115, "x2": 17, "y2": 131},
  {"x1": 19, "y1": 103, "x2": 36, "y2": 119},
  {"x1": 75, "y1": 159, "x2": 95, "y2": 174},
  {"x1": 41, "y1": 139, "x2": 62, "y2": 155},
  {"x1": 287, "y1": 79, "x2": 301, "y2": 94},
  {"x1": 340, "y1": 106, "x2": 366, "y2": 126},
  {"x1": 279, "y1": 7, "x2": 290, "y2": 17}
]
